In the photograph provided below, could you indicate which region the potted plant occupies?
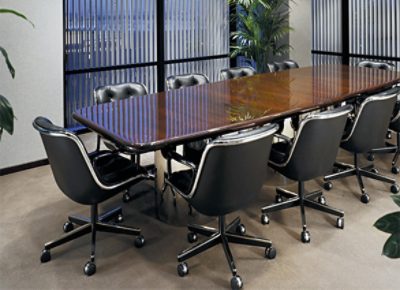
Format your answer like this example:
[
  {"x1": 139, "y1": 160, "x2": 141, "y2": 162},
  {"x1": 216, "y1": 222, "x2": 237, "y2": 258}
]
[
  {"x1": 0, "y1": 8, "x2": 34, "y2": 139},
  {"x1": 374, "y1": 195, "x2": 400, "y2": 258},
  {"x1": 229, "y1": 0, "x2": 293, "y2": 73}
]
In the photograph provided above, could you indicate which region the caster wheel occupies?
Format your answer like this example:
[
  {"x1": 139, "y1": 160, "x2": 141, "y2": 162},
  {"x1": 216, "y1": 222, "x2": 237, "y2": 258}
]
[
  {"x1": 265, "y1": 246, "x2": 277, "y2": 259},
  {"x1": 236, "y1": 224, "x2": 246, "y2": 235},
  {"x1": 177, "y1": 262, "x2": 189, "y2": 277},
  {"x1": 261, "y1": 214, "x2": 270, "y2": 225},
  {"x1": 387, "y1": 131, "x2": 392, "y2": 139},
  {"x1": 122, "y1": 192, "x2": 131, "y2": 203},
  {"x1": 317, "y1": 195, "x2": 327, "y2": 205},
  {"x1": 63, "y1": 221, "x2": 74, "y2": 233},
  {"x1": 84, "y1": 261, "x2": 96, "y2": 276},
  {"x1": 275, "y1": 195, "x2": 283, "y2": 203},
  {"x1": 40, "y1": 249, "x2": 51, "y2": 263},
  {"x1": 391, "y1": 184, "x2": 400, "y2": 194},
  {"x1": 370, "y1": 168, "x2": 379, "y2": 174},
  {"x1": 367, "y1": 154, "x2": 375, "y2": 162},
  {"x1": 134, "y1": 235, "x2": 145, "y2": 248},
  {"x1": 360, "y1": 194, "x2": 370, "y2": 204},
  {"x1": 301, "y1": 230, "x2": 311, "y2": 243},
  {"x1": 324, "y1": 182, "x2": 333, "y2": 191},
  {"x1": 392, "y1": 166, "x2": 400, "y2": 174},
  {"x1": 115, "y1": 214, "x2": 124, "y2": 223},
  {"x1": 187, "y1": 232, "x2": 198, "y2": 243},
  {"x1": 336, "y1": 217, "x2": 344, "y2": 229},
  {"x1": 230, "y1": 275, "x2": 243, "y2": 290}
]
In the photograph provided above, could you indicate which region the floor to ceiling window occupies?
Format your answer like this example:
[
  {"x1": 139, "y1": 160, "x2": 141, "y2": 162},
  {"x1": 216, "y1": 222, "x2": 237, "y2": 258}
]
[
  {"x1": 312, "y1": 0, "x2": 400, "y2": 69},
  {"x1": 64, "y1": 0, "x2": 229, "y2": 129}
]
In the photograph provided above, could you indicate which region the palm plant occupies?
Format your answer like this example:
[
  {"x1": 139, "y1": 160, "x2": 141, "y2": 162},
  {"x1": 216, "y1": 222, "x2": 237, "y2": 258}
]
[
  {"x1": 229, "y1": 0, "x2": 293, "y2": 73},
  {"x1": 374, "y1": 195, "x2": 400, "y2": 258},
  {"x1": 0, "y1": 9, "x2": 34, "y2": 140}
]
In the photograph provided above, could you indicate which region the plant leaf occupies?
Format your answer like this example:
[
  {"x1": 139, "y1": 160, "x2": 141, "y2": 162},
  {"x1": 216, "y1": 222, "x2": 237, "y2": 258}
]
[
  {"x1": 0, "y1": 46, "x2": 15, "y2": 78},
  {"x1": 0, "y1": 8, "x2": 34, "y2": 27},
  {"x1": 382, "y1": 233, "x2": 400, "y2": 259},
  {"x1": 0, "y1": 94, "x2": 15, "y2": 139},
  {"x1": 374, "y1": 211, "x2": 400, "y2": 234},
  {"x1": 391, "y1": 195, "x2": 400, "y2": 208}
]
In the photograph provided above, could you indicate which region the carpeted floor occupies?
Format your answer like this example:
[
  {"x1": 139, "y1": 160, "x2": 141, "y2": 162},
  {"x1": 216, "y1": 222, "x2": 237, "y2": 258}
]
[{"x1": 1, "y1": 148, "x2": 400, "y2": 289}]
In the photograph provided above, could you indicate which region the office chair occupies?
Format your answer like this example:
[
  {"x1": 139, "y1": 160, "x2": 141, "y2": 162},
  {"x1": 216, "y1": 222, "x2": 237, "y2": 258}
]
[
  {"x1": 267, "y1": 60, "x2": 301, "y2": 132},
  {"x1": 267, "y1": 60, "x2": 300, "y2": 73},
  {"x1": 34, "y1": 117, "x2": 148, "y2": 276},
  {"x1": 355, "y1": 61, "x2": 396, "y2": 141},
  {"x1": 162, "y1": 73, "x2": 210, "y2": 210},
  {"x1": 166, "y1": 73, "x2": 210, "y2": 90},
  {"x1": 261, "y1": 105, "x2": 353, "y2": 243},
  {"x1": 367, "y1": 93, "x2": 400, "y2": 174},
  {"x1": 220, "y1": 66, "x2": 256, "y2": 80},
  {"x1": 164, "y1": 124, "x2": 278, "y2": 289},
  {"x1": 324, "y1": 89, "x2": 400, "y2": 204},
  {"x1": 94, "y1": 82, "x2": 152, "y2": 203},
  {"x1": 357, "y1": 60, "x2": 395, "y2": 71}
]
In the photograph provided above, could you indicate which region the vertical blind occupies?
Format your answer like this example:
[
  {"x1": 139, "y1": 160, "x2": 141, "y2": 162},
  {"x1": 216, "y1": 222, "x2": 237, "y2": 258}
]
[
  {"x1": 64, "y1": 0, "x2": 230, "y2": 129},
  {"x1": 312, "y1": 0, "x2": 342, "y2": 54}
]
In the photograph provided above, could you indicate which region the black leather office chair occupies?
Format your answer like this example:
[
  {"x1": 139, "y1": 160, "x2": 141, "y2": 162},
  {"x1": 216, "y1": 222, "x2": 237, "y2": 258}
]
[
  {"x1": 324, "y1": 89, "x2": 400, "y2": 204},
  {"x1": 261, "y1": 105, "x2": 353, "y2": 243},
  {"x1": 94, "y1": 82, "x2": 151, "y2": 203},
  {"x1": 220, "y1": 66, "x2": 256, "y2": 80},
  {"x1": 164, "y1": 124, "x2": 278, "y2": 289},
  {"x1": 266, "y1": 60, "x2": 300, "y2": 132},
  {"x1": 368, "y1": 94, "x2": 400, "y2": 174},
  {"x1": 357, "y1": 60, "x2": 395, "y2": 71},
  {"x1": 162, "y1": 73, "x2": 211, "y2": 210},
  {"x1": 94, "y1": 82, "x2": 148, "y2": 152},
  {"x1": 267, "y1": 60, "x2": 299, "y2": 73},
  {"x1": 166, "y1": 73, "x2": 210, "y2": 90},
  {"x1": 34, "y1": 117, "x2": 148, "y2": 276}
]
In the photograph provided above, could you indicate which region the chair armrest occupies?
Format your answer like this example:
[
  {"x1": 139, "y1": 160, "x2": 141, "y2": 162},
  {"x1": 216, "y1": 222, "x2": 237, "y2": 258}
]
[
  {"x1": 168, "y1": 150, "x2": 197, "y2": 172},
  {"x1": 90, "y1": 150, "x2": 115, "y2": 163},
  {"x1": 274, "y1": 133, "x2": 292, "y2": 145}
]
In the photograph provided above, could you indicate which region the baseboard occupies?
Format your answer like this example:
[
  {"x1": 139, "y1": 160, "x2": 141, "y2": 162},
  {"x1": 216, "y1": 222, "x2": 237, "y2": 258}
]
[{"x1": 0, "y1": 159, "x2": 49, "y2": 176}]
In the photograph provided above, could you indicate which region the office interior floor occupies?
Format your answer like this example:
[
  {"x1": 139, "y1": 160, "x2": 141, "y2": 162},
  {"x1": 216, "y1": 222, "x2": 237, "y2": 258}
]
[{"x1": 1, "y1": 140, "x2": 400, "y2": 289}]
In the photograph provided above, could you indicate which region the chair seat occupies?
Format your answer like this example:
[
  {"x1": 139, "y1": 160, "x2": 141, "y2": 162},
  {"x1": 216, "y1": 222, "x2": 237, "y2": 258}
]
[
  {"x1": 169, "y1": 170, "x2": 194, "y2": 195},
  {"x1": 91, "y1": 152, "x2": 145, "y2": 186},
  {"x1": 270, "y1": 141, "x2": 291, "y2": 165}
]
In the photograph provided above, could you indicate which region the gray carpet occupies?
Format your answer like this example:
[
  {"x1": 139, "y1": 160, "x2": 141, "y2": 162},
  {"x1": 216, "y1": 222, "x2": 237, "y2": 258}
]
[{"x1": 1, "y1": 149, "x2": 400, "y2": 289}]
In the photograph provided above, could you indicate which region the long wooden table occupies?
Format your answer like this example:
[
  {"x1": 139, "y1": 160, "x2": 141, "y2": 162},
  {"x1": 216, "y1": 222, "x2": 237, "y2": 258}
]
[{"x1": 73, "y1": 64, "x2": 400, "y2": 153}]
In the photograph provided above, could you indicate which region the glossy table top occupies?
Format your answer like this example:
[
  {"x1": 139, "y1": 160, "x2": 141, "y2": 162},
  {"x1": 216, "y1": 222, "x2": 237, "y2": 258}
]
[{"x1": 73, "y1": 64, "x2": 400, "y2": 152}]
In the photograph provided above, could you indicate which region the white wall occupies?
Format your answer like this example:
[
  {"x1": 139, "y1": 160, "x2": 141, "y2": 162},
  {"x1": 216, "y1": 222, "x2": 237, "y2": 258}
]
[
  {"x1": 0, "y1": 0, "x2": 63, "y2": 169},
  {"x1": 289, "y1": 0, "x2": 312, "y2": 67}
]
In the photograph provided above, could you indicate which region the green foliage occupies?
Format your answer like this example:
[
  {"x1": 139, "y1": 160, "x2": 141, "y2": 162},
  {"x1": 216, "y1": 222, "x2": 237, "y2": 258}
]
[
  {"x1": 229, "y1": 0, "x2": 293, "y2": 73},
  {"x1": 0, "y1": 8, "x2": 33, "y2": 139},
  {"x1": 374, "y1": 195, "x2": 400, "y2": 258},
  {"x1": 0, "y1": 94, "x2": 14, "y2": 139}
]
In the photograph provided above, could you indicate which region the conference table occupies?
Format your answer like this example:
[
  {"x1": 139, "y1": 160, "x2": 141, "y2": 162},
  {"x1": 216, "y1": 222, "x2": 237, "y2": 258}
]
[{"x1": 73, "y1": 64, "x2": 400, "y2": 205}]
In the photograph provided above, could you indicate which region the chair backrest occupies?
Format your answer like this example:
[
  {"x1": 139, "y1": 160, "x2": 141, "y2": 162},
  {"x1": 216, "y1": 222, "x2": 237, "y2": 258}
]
[
  {"x1": 342, "y1": 89, "x2": 398, "y2": 153},
  {"x1": 274, "y1": 105, "x2": 353, "y2": 181},
  {"x1": 390, "y1": 91, "x2": 400, "y2": 132},
  {"x1": 166, "y1": 73, "x2": 210, "y2": 90},
  {"x1": 357, "y1": 60, "x2": 395, "y2": 71},
  {"x1": 268, "y1": 60, "x2": 299, "y2": 73},
  {"x1": 94, "y1": 82, "x2": 148, "y2": 104},
  {"x1": 33, "y1": 117, "x2": 107, "y2": 205},
  {"x1": 187, "y1": 124, "x2": 278, "y2": 216},
  {"x1": 220, "y1": 66, "x2": 256, "y2": 80}
]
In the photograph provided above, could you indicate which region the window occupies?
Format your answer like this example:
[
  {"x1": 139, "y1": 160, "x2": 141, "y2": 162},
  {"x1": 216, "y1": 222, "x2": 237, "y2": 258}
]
[
  {"x1": 312, "y1": 0, "x2": 400, "y2": 69},
  {"x1": 64, "y1": 0, "x2": 230, "y2": 129}
]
